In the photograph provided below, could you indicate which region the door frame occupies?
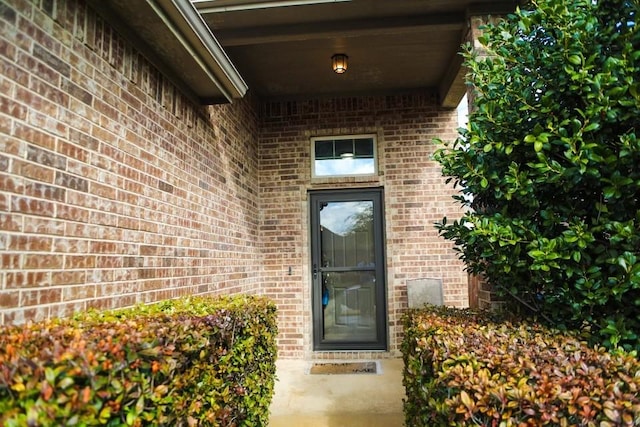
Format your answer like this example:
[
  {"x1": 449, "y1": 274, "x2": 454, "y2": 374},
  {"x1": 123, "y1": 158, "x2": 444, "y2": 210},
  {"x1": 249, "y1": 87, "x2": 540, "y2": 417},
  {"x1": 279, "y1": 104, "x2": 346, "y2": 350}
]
[{"x1": 309, "y1": 188, "x2": 388, "y2": 351}]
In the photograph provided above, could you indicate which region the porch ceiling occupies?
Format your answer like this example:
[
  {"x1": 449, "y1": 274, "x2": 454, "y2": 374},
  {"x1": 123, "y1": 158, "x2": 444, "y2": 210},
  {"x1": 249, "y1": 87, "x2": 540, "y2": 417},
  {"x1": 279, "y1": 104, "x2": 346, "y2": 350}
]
[
  {"x1": 91, "y1": 0, "x2": 519, "y2": 107},
  {"x1": 193, "y1": 0, "x2": 518, "y2": 106}
]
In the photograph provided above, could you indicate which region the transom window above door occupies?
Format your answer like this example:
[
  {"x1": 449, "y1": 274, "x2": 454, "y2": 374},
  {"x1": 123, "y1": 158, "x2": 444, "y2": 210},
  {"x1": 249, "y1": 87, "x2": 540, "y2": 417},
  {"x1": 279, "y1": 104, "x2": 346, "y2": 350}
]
[{"x1": 311, "y1": 135, "x2": 377, "y2": 178}]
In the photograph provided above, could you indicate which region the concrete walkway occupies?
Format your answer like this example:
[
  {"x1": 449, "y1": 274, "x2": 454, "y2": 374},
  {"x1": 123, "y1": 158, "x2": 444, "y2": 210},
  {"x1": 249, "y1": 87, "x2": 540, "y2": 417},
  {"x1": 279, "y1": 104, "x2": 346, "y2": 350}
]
[{"x1": 268, "y1": 359, "x2": 405, "y2": 427}]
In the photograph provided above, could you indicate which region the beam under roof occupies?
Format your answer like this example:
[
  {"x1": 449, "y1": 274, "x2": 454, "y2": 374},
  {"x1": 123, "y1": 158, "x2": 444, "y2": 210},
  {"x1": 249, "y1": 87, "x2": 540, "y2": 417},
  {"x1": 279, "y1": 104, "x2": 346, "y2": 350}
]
[{"x1": 212, "y1": 13, "x2": 465, "y2": 46}]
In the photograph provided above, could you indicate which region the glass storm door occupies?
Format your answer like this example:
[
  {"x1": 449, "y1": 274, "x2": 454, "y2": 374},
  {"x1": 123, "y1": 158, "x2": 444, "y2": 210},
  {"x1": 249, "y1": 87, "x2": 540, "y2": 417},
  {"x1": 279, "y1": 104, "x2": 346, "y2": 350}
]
[{"x1": 310, "y1": 189, "x2": 387, "y2": 351}]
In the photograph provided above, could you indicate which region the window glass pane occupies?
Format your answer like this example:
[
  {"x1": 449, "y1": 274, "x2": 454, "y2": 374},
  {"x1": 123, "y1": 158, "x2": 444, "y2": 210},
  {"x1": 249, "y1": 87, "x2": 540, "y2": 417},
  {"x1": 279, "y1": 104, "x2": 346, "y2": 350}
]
[
  {"x1": 315, "y1": 140, "x2": 334, "y2": 159},
  {"x1": 354, "y1": 138, "x2": 374, "y2": 158},
  {"x1": 312, "y1": 135, "x2": 376, "y2": 177},
  {"x1": 314, "y1": 159, "x2": 375, "y2": 176},
  {"x1": 335, "y1": 139, "x2": 354, "y2": 158}
]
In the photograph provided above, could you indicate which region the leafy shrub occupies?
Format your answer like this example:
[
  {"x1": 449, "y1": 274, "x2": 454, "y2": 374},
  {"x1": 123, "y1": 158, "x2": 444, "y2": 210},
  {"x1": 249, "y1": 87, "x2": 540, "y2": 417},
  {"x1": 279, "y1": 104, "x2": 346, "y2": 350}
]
[
  {"x1": 434, "y1": 0, "x2": 640, "y2": 350},
  {"x1": 0, "y1": 295, "x2": 278, "y2": 426},
  {"x1": 402, "y1": 305, "x2": 640, "y2": 426}
]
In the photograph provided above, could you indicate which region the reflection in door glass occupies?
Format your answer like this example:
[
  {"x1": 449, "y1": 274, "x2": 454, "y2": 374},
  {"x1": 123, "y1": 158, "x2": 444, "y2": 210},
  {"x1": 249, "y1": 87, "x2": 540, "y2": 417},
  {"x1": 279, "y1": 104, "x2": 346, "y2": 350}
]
[
  {"x1": 319, "y1": 200, "x2": 377, "y2": 343},
  {"x1": 321, "y1": 271, "x2": 377, "y2": 342},
  {"x1": 320, "y1": 201, "x2": 374, "y2": 268}
]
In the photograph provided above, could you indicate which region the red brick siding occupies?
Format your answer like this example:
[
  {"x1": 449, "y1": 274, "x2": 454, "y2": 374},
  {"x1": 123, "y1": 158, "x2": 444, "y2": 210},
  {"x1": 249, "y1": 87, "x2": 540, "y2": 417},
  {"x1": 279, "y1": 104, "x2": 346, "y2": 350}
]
[
  {"x1": 0, "y1": 0, "x2": 261, "y2": 323},
  {"x1": 260, "y1": 95, "x2": 467, "y2": 358}
]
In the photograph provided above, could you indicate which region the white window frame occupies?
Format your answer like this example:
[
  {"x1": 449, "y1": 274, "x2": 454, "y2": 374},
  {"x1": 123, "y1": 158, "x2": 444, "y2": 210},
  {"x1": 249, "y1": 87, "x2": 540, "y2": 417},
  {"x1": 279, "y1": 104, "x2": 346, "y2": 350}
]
[{"x1": 311, "y1": 134, "x2": 378, "y2": 179}]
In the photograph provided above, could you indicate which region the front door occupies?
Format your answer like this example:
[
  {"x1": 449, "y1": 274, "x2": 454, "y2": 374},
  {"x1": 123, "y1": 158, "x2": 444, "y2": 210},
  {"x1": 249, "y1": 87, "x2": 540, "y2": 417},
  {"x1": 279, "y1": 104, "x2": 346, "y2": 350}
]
[{"x1": 310, "y1": 189, "x2": 387, "y2": 350}]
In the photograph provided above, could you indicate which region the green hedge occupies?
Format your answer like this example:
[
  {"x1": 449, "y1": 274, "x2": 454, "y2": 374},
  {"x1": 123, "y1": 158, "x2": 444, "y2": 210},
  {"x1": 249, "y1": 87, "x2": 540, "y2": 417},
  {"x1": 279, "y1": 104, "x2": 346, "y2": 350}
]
[
  {"x1": 0, "y1": 295, "x2": 278, "y2": 426},
  {"x1": 402, "y1": 305, "x2": 640, "y2": 426}
]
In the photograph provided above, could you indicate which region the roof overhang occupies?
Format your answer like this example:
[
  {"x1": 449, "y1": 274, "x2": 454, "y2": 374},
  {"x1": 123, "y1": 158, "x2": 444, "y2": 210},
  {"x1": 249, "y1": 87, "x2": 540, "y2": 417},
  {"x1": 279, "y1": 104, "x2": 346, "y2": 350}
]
[
  {"x1": 88, "y1": 0, "x2": 248, "y2": 104},
  {"x1": 193, "y1": 0, "x2": 518, "y2": 106},
  {"x1": 88, "y1": 0, "x2": 520, "y2": 107}
]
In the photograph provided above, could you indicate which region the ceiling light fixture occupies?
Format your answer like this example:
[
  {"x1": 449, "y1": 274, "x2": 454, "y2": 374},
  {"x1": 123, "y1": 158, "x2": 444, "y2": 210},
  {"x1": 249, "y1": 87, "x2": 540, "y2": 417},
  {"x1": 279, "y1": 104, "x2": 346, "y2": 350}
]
[{"x1": 331, "y1": 53, "x2": 348, "y2": 74}]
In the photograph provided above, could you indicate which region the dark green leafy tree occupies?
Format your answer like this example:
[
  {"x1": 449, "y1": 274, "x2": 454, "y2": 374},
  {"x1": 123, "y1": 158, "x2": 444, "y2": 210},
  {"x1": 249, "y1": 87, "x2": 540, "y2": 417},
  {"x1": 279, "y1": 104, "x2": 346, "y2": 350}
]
[{"x1": 434, "y1": 0, "x2": 640, "y2": 350}]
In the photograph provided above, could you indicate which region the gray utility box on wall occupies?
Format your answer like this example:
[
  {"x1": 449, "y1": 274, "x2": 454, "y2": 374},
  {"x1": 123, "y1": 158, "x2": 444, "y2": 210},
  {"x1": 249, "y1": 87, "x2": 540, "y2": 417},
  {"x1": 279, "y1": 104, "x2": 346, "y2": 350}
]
[{"x1": 406, "y1": 278, "x2": 443, "y2": 308}]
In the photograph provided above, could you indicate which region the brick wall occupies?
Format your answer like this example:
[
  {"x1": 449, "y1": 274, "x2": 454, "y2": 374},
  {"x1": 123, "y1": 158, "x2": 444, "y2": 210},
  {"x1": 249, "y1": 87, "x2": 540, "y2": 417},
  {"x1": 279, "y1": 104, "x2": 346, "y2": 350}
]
[
  {"x1": 0, "y1": 0, "x2": 261, "y2": 323},
  {"x1": 260, "y1": 95, "x2": 467, "y2": 358}
]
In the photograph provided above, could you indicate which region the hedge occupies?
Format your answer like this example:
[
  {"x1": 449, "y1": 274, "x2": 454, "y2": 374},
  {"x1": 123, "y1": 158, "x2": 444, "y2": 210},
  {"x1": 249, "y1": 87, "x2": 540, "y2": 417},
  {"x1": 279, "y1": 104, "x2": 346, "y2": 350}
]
[
  {"x1": 0, "y1": 295, "x2": 278, "y2": 426},
  {"x1": 402, "y1": 305, "x2": 640, "y2": 426}
]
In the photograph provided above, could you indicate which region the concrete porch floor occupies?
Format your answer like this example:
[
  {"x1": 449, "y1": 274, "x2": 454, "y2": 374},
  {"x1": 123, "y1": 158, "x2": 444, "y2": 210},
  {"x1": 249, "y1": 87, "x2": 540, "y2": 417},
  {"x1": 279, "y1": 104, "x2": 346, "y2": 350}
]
[{"x1": 268, "y1": 358, "x2": 405, "y2": 427}]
